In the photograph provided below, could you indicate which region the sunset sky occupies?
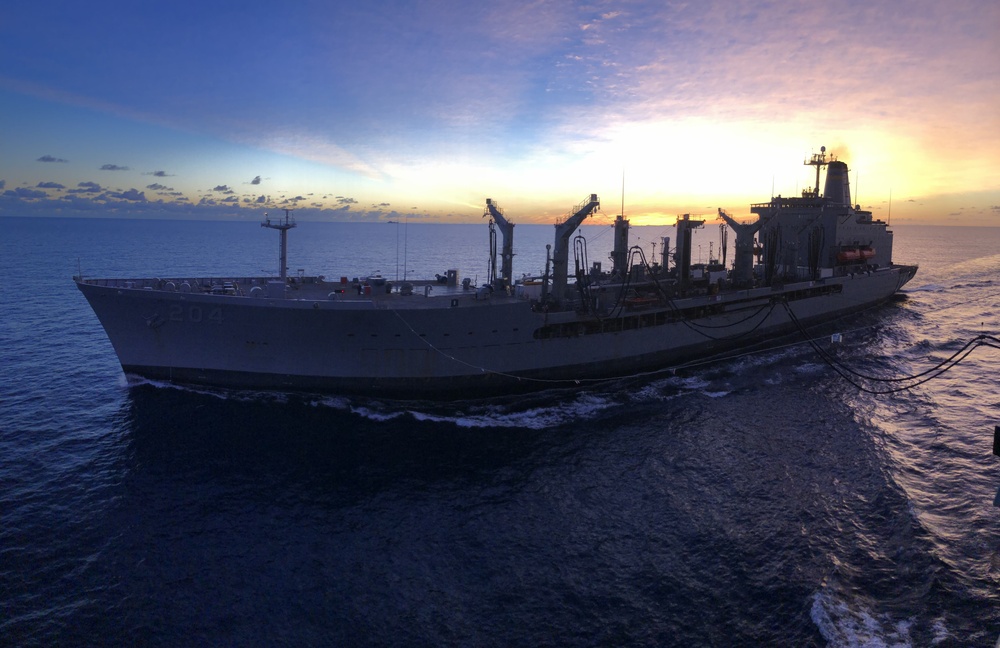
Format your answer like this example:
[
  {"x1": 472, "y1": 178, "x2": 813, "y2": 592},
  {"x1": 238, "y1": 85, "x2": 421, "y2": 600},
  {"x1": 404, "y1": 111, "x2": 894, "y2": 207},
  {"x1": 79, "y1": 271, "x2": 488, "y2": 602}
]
[{"x1": 2, "y1": 0, "x2": 998, "y2": 225}]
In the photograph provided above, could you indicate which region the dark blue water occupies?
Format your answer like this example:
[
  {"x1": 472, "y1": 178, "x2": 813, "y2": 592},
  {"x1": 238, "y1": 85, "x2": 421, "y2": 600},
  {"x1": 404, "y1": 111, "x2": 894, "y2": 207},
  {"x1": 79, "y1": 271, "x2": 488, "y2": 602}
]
[{"x1": 2, "y1": 217, "x2": 999, "y2": 646}]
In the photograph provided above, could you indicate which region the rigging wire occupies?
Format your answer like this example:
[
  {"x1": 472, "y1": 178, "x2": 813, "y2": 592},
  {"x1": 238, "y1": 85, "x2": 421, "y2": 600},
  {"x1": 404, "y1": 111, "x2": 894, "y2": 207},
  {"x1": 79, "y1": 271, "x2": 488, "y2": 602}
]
[{"x1": 780, "y1": 300, "x2": 1000, "y2": 395}]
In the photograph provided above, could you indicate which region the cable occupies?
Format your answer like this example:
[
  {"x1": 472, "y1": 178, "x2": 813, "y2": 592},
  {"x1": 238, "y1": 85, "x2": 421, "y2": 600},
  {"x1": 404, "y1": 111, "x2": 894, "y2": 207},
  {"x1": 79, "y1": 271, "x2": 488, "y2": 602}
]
[{"x1": 780, "y1": 300, "x2": 999, "y2": 394}]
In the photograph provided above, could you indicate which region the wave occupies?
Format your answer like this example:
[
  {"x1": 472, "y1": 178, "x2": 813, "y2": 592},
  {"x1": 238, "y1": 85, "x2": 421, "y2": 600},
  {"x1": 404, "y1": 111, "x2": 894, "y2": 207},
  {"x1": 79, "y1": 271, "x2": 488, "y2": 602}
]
[
  {"x1": 407, "y1": 391, "x2": 618, "y2": 429},
  {"x1": 906, "y1": 283, "x2": 947, "y2": 293},
  {"x1": 339, "y1": 374, "x2": 722, "y2": 429},
  {"x1": 809, "y1": 590, "x2": 952, "y2": 647}
]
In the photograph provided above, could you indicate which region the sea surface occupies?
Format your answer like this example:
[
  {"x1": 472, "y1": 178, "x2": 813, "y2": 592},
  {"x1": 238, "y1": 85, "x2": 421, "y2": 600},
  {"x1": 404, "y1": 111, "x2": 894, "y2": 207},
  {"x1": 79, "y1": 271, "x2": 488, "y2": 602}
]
[{"x1": 2, "y1": 216, "x2": 999, "y2": 646}]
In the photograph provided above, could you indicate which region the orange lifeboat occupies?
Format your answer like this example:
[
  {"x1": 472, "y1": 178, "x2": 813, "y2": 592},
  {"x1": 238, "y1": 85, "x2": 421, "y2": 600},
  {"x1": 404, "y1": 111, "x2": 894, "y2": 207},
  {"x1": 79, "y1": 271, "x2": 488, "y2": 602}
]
[
  {"x1": 837, "y1": 246, "x2": 875, "y2": 263},
  {"x1": 837, "y1": 248, "x2": 862, "y2": 263}
]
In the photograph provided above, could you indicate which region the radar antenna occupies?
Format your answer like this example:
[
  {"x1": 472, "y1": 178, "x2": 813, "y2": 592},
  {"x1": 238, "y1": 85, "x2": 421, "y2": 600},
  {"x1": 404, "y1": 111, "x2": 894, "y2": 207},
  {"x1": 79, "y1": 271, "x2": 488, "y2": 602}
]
[
  {"x1": 803, "y1": 145, "x2": 832, "y2": 198},
  {"x1": 261, "y1": 208, "x2": 297, "y2": 281}
]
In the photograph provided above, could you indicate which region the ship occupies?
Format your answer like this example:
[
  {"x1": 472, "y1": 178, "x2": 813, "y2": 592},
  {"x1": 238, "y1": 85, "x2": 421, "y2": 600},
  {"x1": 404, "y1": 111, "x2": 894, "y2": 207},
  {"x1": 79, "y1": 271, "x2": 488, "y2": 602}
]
[{"x1": 76, "y1": 147, "x2": 917, "y2": 398}]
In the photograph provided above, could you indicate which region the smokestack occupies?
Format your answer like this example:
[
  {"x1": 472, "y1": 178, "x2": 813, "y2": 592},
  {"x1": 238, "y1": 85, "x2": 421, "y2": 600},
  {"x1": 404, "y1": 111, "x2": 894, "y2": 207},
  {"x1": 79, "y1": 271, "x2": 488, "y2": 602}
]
[{"x1": 823, "y1": 160, "x2": 852, "y2": 206}]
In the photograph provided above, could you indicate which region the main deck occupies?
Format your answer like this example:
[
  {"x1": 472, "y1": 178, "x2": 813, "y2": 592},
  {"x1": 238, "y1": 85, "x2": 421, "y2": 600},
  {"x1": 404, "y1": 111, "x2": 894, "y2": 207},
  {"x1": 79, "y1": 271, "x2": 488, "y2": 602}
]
[{"x1": 75, "y1": 275, "x2": 528, "y2": 310}]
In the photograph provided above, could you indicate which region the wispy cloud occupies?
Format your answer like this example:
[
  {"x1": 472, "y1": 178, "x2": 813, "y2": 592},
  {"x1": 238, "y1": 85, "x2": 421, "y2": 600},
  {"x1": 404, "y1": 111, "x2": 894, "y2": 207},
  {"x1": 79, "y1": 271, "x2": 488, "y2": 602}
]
[
  {"x1": 37, "y1": 155, "x2": 68, "y2": 163},
  {"x1": 100, "y1": 164, "x2": 129, "y2": 171},
  {"x1": 252, "y1": 130, "x2": 384, "y2": 179}
]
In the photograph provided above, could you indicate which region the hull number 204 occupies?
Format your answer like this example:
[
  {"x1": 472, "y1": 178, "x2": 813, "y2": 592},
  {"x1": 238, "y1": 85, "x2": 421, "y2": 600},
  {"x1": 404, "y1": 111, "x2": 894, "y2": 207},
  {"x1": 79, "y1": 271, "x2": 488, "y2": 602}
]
[{"x1": 169, "y1": 304, "x2": 223, "y2": 324}]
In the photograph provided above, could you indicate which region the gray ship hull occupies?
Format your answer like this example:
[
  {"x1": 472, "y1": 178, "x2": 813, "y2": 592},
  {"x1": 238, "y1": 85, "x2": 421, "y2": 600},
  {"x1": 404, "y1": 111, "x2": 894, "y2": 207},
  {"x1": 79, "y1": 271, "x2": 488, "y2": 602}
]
[{"x1": 76, "y1": 265, "x2": 917, "y2": 398}]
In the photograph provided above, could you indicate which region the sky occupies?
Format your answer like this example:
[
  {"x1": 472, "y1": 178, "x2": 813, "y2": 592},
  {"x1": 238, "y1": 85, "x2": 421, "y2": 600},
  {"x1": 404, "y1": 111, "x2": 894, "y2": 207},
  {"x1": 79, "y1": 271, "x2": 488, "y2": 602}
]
[{"x1": 1, "y1": 0, "x2": 998, "y2": 225}]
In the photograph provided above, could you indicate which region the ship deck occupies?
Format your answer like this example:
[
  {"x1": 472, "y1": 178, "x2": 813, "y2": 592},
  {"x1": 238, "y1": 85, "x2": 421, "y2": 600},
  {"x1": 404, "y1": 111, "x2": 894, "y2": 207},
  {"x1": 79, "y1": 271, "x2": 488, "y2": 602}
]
[{"x1": 75, "y1": 275, "x2": 526, "y2": 308}]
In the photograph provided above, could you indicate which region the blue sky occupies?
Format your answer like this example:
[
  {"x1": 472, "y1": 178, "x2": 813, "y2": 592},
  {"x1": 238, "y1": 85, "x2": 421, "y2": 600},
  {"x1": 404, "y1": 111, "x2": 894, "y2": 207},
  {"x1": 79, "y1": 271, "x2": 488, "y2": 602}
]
[{"x1": 2, "y1": 0, "x2": 998, "y2": 224}]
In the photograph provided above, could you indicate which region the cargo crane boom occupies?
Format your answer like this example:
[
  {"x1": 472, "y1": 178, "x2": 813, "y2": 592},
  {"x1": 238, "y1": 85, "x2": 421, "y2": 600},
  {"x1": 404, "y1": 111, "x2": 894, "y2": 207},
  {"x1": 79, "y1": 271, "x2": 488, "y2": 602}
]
[
  {"x1": 485, "y1": 199, "x2": 515, "y2": 290},
  {"x1": 546, "y1": 194, "x2": 600, "y2": 305}
]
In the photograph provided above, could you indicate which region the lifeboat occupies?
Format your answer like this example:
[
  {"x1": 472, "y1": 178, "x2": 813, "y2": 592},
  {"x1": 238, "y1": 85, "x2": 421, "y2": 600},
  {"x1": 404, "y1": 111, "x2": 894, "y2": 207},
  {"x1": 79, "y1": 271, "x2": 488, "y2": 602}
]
[
  {"x1": 837, "y1": 248, "x2": 861, "y2": 263},
  {"x1": 837, "y1": 246, "x2": 875, "y2": 264},
  {"x1": 624, "y1": 295, "x2": 661, "y2": 310}
]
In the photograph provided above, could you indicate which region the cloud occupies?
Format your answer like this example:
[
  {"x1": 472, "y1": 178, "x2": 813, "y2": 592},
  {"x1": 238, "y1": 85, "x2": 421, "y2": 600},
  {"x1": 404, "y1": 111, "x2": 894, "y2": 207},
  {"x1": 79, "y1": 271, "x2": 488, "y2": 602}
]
[
  {"x1": 67, "y1": 181, "x2": 102, "y2": 194},
  {"x1": 213, "y1": 184, "x2": 233, "y2": 193},
  {"x1": 254, "y1": 130, "x2": 384, "y2": 179},
  {"x1": 4, "y1": 187, "x2": 48, "y2": 198},
  {"x1": 100, "y1": 164, "x2": 130, "y2": 171},
  {"x1": 143, "y1": 170, "x2": 173, "y2": 177},
  {"x1": 114, "y1": 188, "x2": 146, "y2": 201},
  {"x1": 0, "y1": 180, "x2": 5, "y2": 190},
  {"x1": 37, "y1": 181, "x2": 65, "y2": 189},
  {"x1": 337, "y1": 197, "x2": 357, "y2": 205},
  {"x1": 146, "y1": 183, "x2": 173, "y2": 191},
  {"x1": 37, "y1": 155, "x2": 68, "y2": 163},
  {"x1": 250, "y1": 175, "x2": 261, "y2": 185},
  {"x1": 0, "y1": 185, "x2": 456, "y2": 222}
]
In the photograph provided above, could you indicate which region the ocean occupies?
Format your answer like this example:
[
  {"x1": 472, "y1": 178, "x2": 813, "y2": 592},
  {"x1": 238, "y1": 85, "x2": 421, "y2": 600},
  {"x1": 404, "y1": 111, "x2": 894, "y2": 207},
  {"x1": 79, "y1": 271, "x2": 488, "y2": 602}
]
[{"x1": 1, "y1": 216, "x2": 998, "y2": 646}]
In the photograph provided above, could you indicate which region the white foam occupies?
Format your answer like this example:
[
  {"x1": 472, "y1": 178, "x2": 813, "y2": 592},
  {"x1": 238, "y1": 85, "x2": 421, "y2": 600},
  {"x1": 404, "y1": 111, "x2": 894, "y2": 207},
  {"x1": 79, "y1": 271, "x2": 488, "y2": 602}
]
[
  {"x1": 810, "y1": 590, "x2": 916, "y2": 648},
  {"x1": 905, "y1": 283, "x2": 945, "y2": 293},
  {"x1": 795, "y1": 362, "x2": 826, "y2": 374},
  {"x1": 680, "y1": 376, "x2": 712, "y2": 391},
  {"x1": 642, "y1": 375, "x2": 689, "y2": 394},
  {"x1": 125, "y1": 376, "x2": 237, "y2": 400},
  {"x1": 307, "y1": 395, "x2": 353, "y2": 410},
  {"x1": 404, "y1": 391, "x2": 616, "y2": 429},
  {"x1": 347, "y1": 405, "x2": 406, "y2": 422},
  {"x1": 931, "y1": 618, "x2": 953, "y2": 645}
]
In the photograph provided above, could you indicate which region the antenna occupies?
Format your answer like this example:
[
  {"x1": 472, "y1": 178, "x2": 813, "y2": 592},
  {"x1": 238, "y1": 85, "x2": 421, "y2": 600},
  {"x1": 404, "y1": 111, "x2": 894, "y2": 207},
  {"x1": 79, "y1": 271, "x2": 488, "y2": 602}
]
[
  {"x1": 261, "y1": 208, "x2": 296, "y2": 281},
  {"x1": 887, "y1": 188, "x2": 892, "y2": 225},
  {"x1": 802, "y1": 145, "x2": 830, "y2": 198},
  {"x1": 621, "y1": 168, "x2": 626, "y2": 219},
  {"x1": 855, "y1": 169, "x2": 859, "y2": 209}
]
